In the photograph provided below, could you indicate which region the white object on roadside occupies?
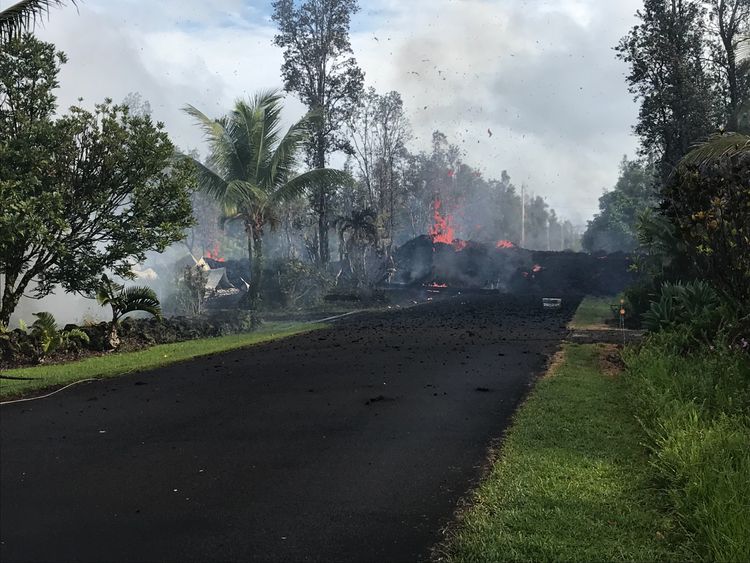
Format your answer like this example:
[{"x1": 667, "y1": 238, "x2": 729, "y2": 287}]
[{"x1": 542, "y1": 298, "x2": 562, "y2": 309}]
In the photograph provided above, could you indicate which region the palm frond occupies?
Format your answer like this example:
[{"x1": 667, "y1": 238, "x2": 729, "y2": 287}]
[
  {"x1": 267, "y1": 112, "x2": 315, "y2": 185},
  {"x1": 190, "y1": 158, "x2": 231, "y2": 201},
  {"x1": 119, "y1": 286, "x2": 162, "y2": 319},
  {"x1": 272, "y1": 169, "x2": 353, "y2": 204},
  {"x1": 231, "y1": 91, "x2": 284, "y2": 182},
  {"x1": 95, "y1": 274, "x2": 124, "y2": 306},
  {"x1": 738, "y1": 33, "x2": 749, "y2": 62},
  {"x1": 183, "y1": 104, "x2": 246, "y2": 182},
  {"x1": 679, "y1": 133, "x2": 750, "y2": 170},
  {"x1": 31, "y1": 311, "x2": 57, "y2": 334},
  {"x1": 0, "y1": 0, "x2": 75, "y2": 41},
  {"x1": 218, "y1": 210, "x2": 243, "y2": 230},
  {"x1": 226, "y1": 179, "x2": 267, "y2": 205}
]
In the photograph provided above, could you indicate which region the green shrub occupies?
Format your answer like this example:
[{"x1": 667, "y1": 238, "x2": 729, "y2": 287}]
[
  {"x1": 663, "y1": 134, "x2": 750, "y2": 306},
  {"x1": 263, "y1": 259, "x2": 333, "y2": 309},
  {"x1": 625, "y1": 335, "x2": 750, "y2": 561},
  {"x1": 642, "y1": 281, "x2": 748, "y2": 349}
]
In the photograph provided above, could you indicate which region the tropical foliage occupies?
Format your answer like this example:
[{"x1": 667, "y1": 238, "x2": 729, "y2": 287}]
[
  {"x1": 184, "y1": 90, "x2": 351, "y2": 308},
  {"x1": 272, "y1": 0, "x2": 364, "y2": 264},
  {"x1": 0, "y1": 0, "x2": 74, "y2": 42},
  {"x1": 95, "y1": 275, "x2": 162, "y2": 349},
  {"x1": 663, "y1": 133, "x2": 750, "y2": 305},
  {"x1": 0, "y1": 35, "x2": 194, "y2": 326}
]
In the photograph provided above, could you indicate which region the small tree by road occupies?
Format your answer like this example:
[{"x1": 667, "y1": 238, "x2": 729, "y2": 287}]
[{"x1": 0, "y1": 35, "x2": 195, "y2": 326}]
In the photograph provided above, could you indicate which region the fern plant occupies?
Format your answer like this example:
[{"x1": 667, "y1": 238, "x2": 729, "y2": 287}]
[
  {"x1": 95, "y1": 274, "x2": 162, "y2": 349},
  {"x1": 25, "y1": 312, "x2": 89, "y2": 360}
]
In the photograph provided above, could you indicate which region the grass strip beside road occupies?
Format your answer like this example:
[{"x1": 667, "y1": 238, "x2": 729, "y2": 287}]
[
  {"x1": 569, "y1": 296, "x2": 618, "y2": 329},
  {"x1": 0, "y1": 322, "x2": 325, "y2": 400},
  {"x1": 442, "y1": 343, "x2": 680, "y2": 562}
]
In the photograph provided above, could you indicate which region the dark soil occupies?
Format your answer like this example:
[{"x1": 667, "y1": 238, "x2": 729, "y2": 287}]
[{"x1": 0, "y1": 294, "x2": 579, "y2": 563}]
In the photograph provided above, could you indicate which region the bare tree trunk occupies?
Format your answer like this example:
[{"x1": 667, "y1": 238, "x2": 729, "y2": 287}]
[
  {"x1": 0, "y1": 273, "x2": 21, "y2": 327},
  {"x1": 244, "y1": 220, "x2": 262, "y2": 310},
  {"x1": 314, "y1": 131, "x2": 330, "y2": 266},
  {"x1": 248, "y1": 228, "x2": 264, "y2": 308}
]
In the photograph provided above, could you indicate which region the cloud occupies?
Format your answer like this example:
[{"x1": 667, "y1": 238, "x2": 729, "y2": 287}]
[
  {"x1": 31, "y1": 0, "x2": 643, "y2": 223},
  {"x1": 350, "y1": 0, "x2": 643, "y2": 222}
]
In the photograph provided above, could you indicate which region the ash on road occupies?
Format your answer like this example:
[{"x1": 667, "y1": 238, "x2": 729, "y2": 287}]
[{"x1": 1, "y1": 294, "x2": 579, "y2": 562}]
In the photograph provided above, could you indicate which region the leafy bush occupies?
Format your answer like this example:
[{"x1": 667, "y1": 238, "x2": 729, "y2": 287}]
[
  {"x1": 28, "y1": 312, "x2": 90, "y2": 356},
  {"x1": 94, "y1": 274, "x2": 162, "y2": 349},
  {"x1": 625, "y1": 335, "x2": 750, "y2": 561},
  {"x1": 263, "y1": 259, "x2": 333, "y2": 309},
  {"x1": 0, "y1": 312, "x2": 89, "y2": 363},
  {"x1": 168, "y1": 265, "x2": 208, "y2": 317},
  {"x1": 642, "y1": 281, "x2": 748, "y2": 348},
  {"x1": 643, "y1": 281, "x2": 722, "y2": 341},
  {"x1": 662, "y1": 134, "x2": 750, "y2": 305}
]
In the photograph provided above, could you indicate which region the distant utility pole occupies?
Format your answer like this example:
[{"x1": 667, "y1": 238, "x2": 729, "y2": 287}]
[{"x1": 520, "y1": 183, "x2": 526, "y2": 248}]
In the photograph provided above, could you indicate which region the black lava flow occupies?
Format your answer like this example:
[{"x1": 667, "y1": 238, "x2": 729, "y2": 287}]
[{"x1": 1, "y1": 294, "x2": 580, "y2": 563}]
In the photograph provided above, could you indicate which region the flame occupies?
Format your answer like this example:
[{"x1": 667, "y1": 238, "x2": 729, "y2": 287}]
[
  {"x1": 496, "y1": 240, "x2": 515, "y2": 249},
  {"x1": 205, "y1": 244, "x2": 226, "y2": 263},
  {"x1": 532, "y1": 264, "x2": 543, "y2": 273},
  {"x1": 430, "y1": 199, "x2": 456, "y2": 245},
  {"x1": 429, "y1": 198, "x2": 470, "y2": 251}
]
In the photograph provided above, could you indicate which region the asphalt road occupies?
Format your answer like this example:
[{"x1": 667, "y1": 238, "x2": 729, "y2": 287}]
[{"x1": 1, "y1": 294, "x2": 579, "y2": 562}]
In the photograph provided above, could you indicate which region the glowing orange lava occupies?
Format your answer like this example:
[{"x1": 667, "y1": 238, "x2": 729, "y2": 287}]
[
  {"x1": 429, "y1": 198, "x2": 471, "y2": 251},
  {"x1": 496, "y1": 240, "x2": 515, "y2": 249},
  {"x1": 205, "y1": 245, "x2": 226, "y2": 262},
  {"x1": 430, "y1": 199, "x2": 456, "y2": 245}
]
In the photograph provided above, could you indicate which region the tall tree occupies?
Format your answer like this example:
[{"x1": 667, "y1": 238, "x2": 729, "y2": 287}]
[
  {"x1": 272, "y1": 0, "x2": 364, "y2": 266},
  {"x1": 0, "y1": 35, "x2": 195, "y2": 326},
  {"x1": 617, "y1": 0, "x2": 718, "y2": 182},
  {"x1": 347, "y1": 88, "x2": 410, "y2": 253},
  {"x1": 582, "y1": 157, "x2": 658, "y2": 253},
  {"x1": 0, "y1": 0, "x2": 74, "y2": 42},
  {"x1": 705, "y1": 0, "x2": 750, "y2": 131},
  {"x1": 184, "y1": 91, "x2": 350, "y2": 308}
]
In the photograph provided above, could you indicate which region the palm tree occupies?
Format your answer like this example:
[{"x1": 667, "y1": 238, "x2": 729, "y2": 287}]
[
  {"x1": 95, "y1": 274, "x2": 162, "y2": 350},
  {"x1": 0, "y1": 0, "x2": 75, "y2": 41},
  {"x1": 184, "y1": 90, "x2": 351, "y2": 308},
  {"x1": 335, "y1": 208, "x2": 379, "y2": 287}
]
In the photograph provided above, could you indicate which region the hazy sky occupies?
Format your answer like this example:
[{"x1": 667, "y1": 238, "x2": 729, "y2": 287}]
[{"x1": 24, "y1": 0, "x2": 645, "y2": 224}]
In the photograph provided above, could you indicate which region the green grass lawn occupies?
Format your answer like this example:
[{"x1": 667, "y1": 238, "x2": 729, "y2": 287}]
[
  {"x1": 569, "y1": 296, "x2": 619, "y2": 329},
  {"x1": 441, "y1": 343, "x2": 681, "y2": 562},
  {"x1": 0, "y1": 322, "x2": 324, "y2": 400}
]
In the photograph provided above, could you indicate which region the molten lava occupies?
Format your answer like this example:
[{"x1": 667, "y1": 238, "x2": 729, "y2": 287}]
[
  {"x1": 496, "y1": 240, "x2": 515, "y2": 249},
  {"x1": 205, "y1": 245, "x2": 226, "y2": 262},
  {"x1": 429, "y1": 199, "x2": 469, "y2": 251},
  {"x1": 430, "y1": 199, "x2": 456, "y2": 245}
]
